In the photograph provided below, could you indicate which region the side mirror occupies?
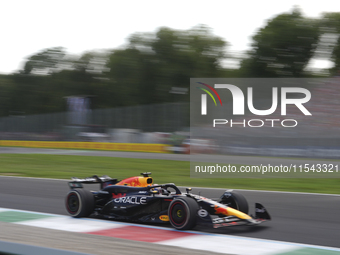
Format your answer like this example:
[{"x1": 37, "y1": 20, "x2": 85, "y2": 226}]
[{"x1": 186, "y1": 188, "x2": 192, "y2": 194}]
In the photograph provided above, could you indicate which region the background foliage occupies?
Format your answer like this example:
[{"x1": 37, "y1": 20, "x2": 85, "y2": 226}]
[{"x1": 1, "y1": 9, "x2": 340, "y2": 117}]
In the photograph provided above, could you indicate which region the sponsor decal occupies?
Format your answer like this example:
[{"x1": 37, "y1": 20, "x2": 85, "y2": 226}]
[
  {"x1": 212, "y1": 216, "x2": 241, "y2": 228},
  {"x1": 198, "y1": 209, "x2": 208, "y2": 218},
  {"x1": 213, "y1": 222, "x2": 239, "y2": 228},
  {"x1": 112, "y1": 193, "x2": 126, "y2": 199},
  {"x1": 214, "y1": 205, "x2": 228, "y2": 215},
  {"x1": 117, "y1": 177, "x2": 141, "y2": 187},
  {"x1": 212, "y1": 217, "x2": 238, "y2": 224},
  {"x1": 159, "y1": 215, "x2": 169, "y2": 221},
  {"x1": 114, "y1": 196, "x2": 147, "y2": 205},
  {"x1": 255, "y1": 208, "x2": 266, "y2": 213},
  {"x1": 69, "y1": 183, "x2": 82, "y2": 188},
  {"x1": 222, "y1": 192, "x2": 232, "y2": 198}
]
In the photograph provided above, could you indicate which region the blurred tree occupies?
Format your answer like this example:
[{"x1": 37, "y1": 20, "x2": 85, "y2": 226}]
[
  {"x1": 332, "y1": 37, "x2": 340, "y2": 73},
  {"x1": 3, "y1": 25, "x2": 229, "y2": 116},
  {"x1": 105, "y1": 48, "x2": 144, "y2": 106},
  {"x1": 321, "y1": 13, "x2": 340, "y2": 73},
  {"x1": 239, "y1": 8, "x2": 320, "y2": 77},
  {"x1": 21, "y1": 47, "x2": 66, "y2": 74},
  {"x1": 0, "y1": 75, "x2": 14, "y2": 116},
  {"x1": 8, "y1": 50, "x2": 113, "y2": 116},
  {"x1": 106, "y1": 25, "x2": 228, "y2": 105},
  {"x1": 73, "y1": 51, "x2": 109, "y2": 74},
  {"x1": 150, "y1": 25, "x2": 227, "y2": 81}
]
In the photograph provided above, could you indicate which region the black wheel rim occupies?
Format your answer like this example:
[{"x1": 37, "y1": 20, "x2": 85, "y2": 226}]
[
  {"x1": 67, "y1": 193, "x2": 79, "y2": 214},
  {"x1": 170, "y1": 202, "x2": 187, "y2": 226}
]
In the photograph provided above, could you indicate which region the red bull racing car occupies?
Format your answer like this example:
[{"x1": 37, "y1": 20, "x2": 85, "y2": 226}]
[{"x1": 65, "y1": 172, "x2": 271, "y2": 230}]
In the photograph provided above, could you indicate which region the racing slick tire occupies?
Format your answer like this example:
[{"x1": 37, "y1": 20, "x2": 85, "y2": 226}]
[
  {"x1": 65, "y1": 189, "x2": 95, "y2": 218},
  {"x1": 219, "y1": 190, "x2": 249, "y2": 214},
  {"x1": 168, "y1": 197, "x2": 199, "y2": 230}
]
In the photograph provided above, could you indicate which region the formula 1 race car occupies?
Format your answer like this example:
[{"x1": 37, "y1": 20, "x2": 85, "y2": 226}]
[{"x1": 65, "y1": 172, "x2": 271, "y2": 230}]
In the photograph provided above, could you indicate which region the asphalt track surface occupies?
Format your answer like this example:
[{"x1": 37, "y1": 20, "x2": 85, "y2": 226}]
[{"x1": 0, "y1": 147, "x2": 340, "y2": 249}]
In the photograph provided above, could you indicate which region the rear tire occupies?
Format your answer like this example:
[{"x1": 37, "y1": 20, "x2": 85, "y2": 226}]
[
  {"x1": 168, "y1": 197, "x2": 198, "y2": 230},
  {"x1": 219, "y1": 190, "x2": 249, "y2": 214},
  {"x1": 65, "y1": 189, "x2": 94, "y2": 217}
]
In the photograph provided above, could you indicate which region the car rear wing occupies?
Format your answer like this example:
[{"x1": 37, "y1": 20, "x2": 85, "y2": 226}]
[{"x1": 68, "y1": 175, "x2": 118, "y2": 189}]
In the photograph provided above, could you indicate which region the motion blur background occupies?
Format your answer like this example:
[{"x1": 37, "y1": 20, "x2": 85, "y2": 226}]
[{"x1": 1, "y1": 2, "x2": 340, "y2": 157}]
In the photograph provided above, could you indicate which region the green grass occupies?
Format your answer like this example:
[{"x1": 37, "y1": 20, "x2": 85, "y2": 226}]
[{"x1": 0, "y1": 154, "x2": 339, "y2": 194}]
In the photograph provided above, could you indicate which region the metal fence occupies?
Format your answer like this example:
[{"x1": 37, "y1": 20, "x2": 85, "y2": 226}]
[{"x1": 0, "y1": 103, "x2": 189, "y2": 141}]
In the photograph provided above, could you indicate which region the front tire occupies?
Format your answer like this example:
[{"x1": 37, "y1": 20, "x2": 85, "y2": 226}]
[
  {"x1": 219, "y1": 190, "x2": 249, "y2": 214},
  {"x1": 65, "y1": 189, "x2": 94, "y2": 217},
  {"x1": 168, "y1": 197, "x2": 198, "y2": 230}
]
